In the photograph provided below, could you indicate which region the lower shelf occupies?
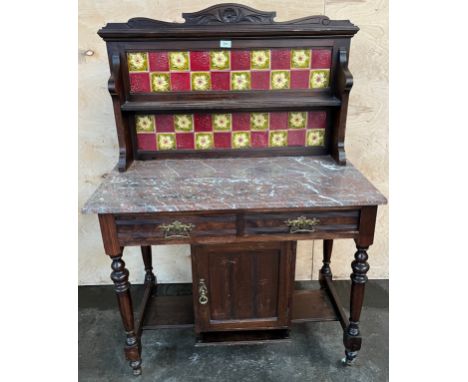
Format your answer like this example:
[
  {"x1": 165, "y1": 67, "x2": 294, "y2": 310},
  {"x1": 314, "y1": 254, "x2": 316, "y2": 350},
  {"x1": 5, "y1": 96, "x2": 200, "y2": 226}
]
[
  {"x1": 140, "y1": 288, "x2": 339, "y2": 330},
  {"x1": 196, "y1": 329, "x2": 291, "y2": 346}
]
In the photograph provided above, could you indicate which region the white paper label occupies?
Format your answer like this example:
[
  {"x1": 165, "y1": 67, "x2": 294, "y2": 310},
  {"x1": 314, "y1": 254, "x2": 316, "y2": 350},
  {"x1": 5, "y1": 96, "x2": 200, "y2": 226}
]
[{"x1": 220, "y1": 40, "x2": 232, "y2": 48}]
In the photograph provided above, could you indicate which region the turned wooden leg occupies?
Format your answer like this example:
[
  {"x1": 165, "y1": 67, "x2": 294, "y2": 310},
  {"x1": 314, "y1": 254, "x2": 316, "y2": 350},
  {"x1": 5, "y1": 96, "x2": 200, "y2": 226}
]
[
  {"x1": 319, "y1": 239, "x2": 333, "y2": 288},
  {"x1": 110, "y1": 254, "x2": 142, "y2": 376},
  {"x1": 342, "y1": 245, "x2": 369, "y2": 365},
  {"x1": 141, "y1": 246, "x2": 156, "y2": 285}
]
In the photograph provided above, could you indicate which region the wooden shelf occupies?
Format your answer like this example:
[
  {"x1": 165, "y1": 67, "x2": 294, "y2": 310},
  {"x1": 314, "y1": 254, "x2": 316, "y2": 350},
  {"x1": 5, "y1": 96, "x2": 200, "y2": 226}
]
[
  {"x1": 139, "y1": 287, "x2": 341, "y2": 330},
  {"x1": 121, "y1": 94, "x2": 341, "y2": 113}
]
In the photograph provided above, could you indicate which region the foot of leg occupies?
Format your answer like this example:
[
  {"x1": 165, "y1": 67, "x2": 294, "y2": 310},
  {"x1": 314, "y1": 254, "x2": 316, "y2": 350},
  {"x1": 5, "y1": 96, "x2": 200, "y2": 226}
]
[{"x1": 130, "y1": 360, "x2": 142, "y2": 376}]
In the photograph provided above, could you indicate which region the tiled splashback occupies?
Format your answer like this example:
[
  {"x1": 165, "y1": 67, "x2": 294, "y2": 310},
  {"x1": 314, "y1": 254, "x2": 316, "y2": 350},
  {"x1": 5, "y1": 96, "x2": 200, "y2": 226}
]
[
  {"x1": 127, "y1": 49, "x2": 331, "y2": 93},
  {"x1": 135, "y1": 111, "x2": 327, "y2": 151}
]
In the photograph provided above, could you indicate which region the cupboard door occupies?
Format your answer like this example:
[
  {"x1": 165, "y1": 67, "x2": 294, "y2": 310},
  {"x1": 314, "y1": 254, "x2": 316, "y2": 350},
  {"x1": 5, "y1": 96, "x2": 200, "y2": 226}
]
[{"x1": 191, "y1": 241, "x2": 296, "y2": 333}]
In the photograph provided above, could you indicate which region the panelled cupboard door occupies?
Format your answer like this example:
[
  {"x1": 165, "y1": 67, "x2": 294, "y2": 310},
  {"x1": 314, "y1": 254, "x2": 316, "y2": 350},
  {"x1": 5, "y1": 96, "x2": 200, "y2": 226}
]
[{"x1": 191, "y1": 242, "x2": 296, "y2": 333}]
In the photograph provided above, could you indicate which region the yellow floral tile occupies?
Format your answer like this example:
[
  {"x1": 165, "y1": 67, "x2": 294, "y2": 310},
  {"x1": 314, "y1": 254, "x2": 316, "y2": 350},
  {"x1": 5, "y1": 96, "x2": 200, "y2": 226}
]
[
  {"x1": 210, "y1": 51, "x2": 230, "y2": 70},
  {"x1": 270, "y1": 131, "x2": 288, "y2": 147},
  {"x1": 195, "y1": 133, "x2": 214, "y2": 150},
  {"x1": 127, "y1": 52, "x2": 148, "y2": 72},
  {"x1": 310, "y1": 69, "x2": 330, "y2": 89},
  {"x1": 169, "y1": 51, "x2": 189, "y2": 71},
  {"x1": 231, "y1": 72, "x2": 251, "y2": 90},
  {"x1": 212, "y1": 114, "x2": 232, "y2": 131},
  {"x1": 288, "y1": 112, "x2": 307, "y2": 129},
  {"x1": 150, "y1": 72, "x2": 170, "y2": 92},
  {"x1": 174, "y1": 114, "x2": 193, "y2": 132},
  {"x1": 250, "y1": 50, "x2": 270, "y2": 70},
  {"x1": 157, "y1": 133, "x2": 176, "y2": 150},
  {"x1": 135, "y1": 115, "x2": 155, "y2": 133},
  {"x1": 250, "y1": 113, "x2": 269, "y2": 130},
  {"x1": 306, "y1": 129, "x2": 325, "y2": 146},
  {"x1": 232, "y1": 132, "x2": 251, "y2": 149},
  {"x1": 291, "y1": 49, "x2": 311, "y2": 69},
  {"x1": 191, "y1": 72, "x2": 211, "y2": 91},
  {"x1": 271, "y1": 71, "x2": 290, "y2": 90}
]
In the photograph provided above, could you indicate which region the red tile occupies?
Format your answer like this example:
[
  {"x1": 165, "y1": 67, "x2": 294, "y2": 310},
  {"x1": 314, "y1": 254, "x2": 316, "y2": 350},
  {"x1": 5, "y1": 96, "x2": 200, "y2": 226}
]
[
  {"x1": 155, "y1": 115, "x2": 174, "y2": 132},
  {"x1": 170, "y1": 73, "x2": 191, "y2": 91},
  {"x1": 288, "y1": 130, "x2": 306, "y2": 146},
  {"x1": 214, "y1": 132, "x2": 231, "y2": 148},
  {"x1": 251, "y1": 132, "x2": 269, "y2": 148},
  {"x1": 176, "y1": 133, "x2": 194, "y2": 149},
  {"x1": 129, "y1": 73, "x2": 150, "y2": 93},
  {"x1": 251, "y1": 71, "x2": 270, "y2": 90},
  {"x1": 270, "y1": 112, "x2": 288, "y2": 130},
  {"x1": 211, "y1": 72, "x2": 230, "y2": 91},
  {"x1": 290, "y1": 70, "x2": 310, "y2": 89},
  {"x1": 308, "y1": 111, "x2": 327, "y2": 129},
  {"x1": 232, "y1": 113, "x2": 250, "y2": 131},
  {"x1": 231, "y1": 50, "x2": 251, "y2": 70},
  {"x1": 190, "y1": 51, "x2": 210, "y2": 71},
  {"x1": 194, "y1": 114, "x2": 212, "y2": 131},
  {"x1": 137, "y1": 134, "x2": 156, "y2": 151},
  {"x1": 312, "y1": 49, "x2": 332, "y2": 69},
  {"x1": 148, "y1": 52, "x2": 169, "y2": 71},
  {"x1": 271, "y1": 49, "x2": 291, "y2": 70}
]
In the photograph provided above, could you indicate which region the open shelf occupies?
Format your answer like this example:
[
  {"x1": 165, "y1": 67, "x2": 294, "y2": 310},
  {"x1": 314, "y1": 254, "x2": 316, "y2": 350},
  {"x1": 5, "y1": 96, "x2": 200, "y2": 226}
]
[
  {"x1": 138, "y1": 284, "x2": 344, "y2": 332},
  {"x1": 121, "y1": 94, "x2": 341, "y2": 113}
]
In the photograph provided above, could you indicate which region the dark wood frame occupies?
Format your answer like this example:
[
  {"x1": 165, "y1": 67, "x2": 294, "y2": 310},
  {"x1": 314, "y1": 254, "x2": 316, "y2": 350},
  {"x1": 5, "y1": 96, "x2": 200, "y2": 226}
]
[
  {"x1": 93, "y1": 4, "x2": 382, "y2": 377},
  {"x1": 98, "y1": 3, "x2": 358, "y2": 171}
]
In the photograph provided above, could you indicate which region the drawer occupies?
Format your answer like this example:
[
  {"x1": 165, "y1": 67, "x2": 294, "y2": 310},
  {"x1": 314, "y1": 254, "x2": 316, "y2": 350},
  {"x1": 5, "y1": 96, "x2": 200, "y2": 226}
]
[
  {"x1": 115, "y1": 213, "x2": 237, "y2": 243},
  {"x1": 243, "y1": 210, "x2": 360, "y2": 236}
]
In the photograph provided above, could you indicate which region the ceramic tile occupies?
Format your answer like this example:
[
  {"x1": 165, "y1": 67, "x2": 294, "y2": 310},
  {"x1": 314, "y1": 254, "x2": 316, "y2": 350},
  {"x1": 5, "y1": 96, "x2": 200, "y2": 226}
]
[
  {"x1": 148, "y1": 52, "x2": 169, "y2": 71},
  {"x1": 250, "y1": 113, "x2": 269, "y2": 130},
  {"x1": 251, "y1": 50, "x2": 270, "y2": 70},
  {"x1": 155, "y1": 115, "x2": 174, "y2": 132},
  {"x1": 231, "y1": 71, "x2": 251, "y2": 90},
  {"x1": 176, "y1": 133, "x2": 195, "y2": 149},
  {"x1": 271, "y1": 49, "x2": 291, "y2": 70},
  {"x1": 251, "y1": 71, "x2": 270, "y2": 90},
  {"x1": 127, "y1": 52, "x2": 148, "y2": 72},
  {"x1": 312, "y1": 49, "x2": 332, "y2": 69},
  {"x1": 271, "y1": 70, "x2": 290, "y2": 89},
  {"x1": 194, "y1": 114, "x2": 212, "y2": 132},
  {"x1": 157, "y1": 133, "x2": 176, "y2": 150},
  {"x1": 232, "y1": 131, "x2": 251, "y2": 149},
  {"x1": 191, "y1": 72, "x2": 211, "y2": 91},
  {"x1": 306, "y1": 129, "x2": 325, "y2": 146},
  {"x1": 251, "y1": 131, "x2": 268, "y2": 148},
  {"x1": 290, "y1": 70, "x2": 310, "y2": 89},
  {"x1": 288, "y1": 112, "x2": 307, "y2": 129},
  {"x1": 270, "y1": 131, "x2": 288, "y2": 147},
  {"x1": 310, "y1": 69, "x2": 330, "y2": 89},
  {"x1": 211, "y1": 72, "x2": 230, "y2": 91},
  {"x1": 232, "y1": 113, "x2": 251, "y2": 131},
  {"x1": 135, "y1": 115, "x2": 155, "y2": 133},
  {"x1": 288, "y1": 129, "x2": 306, "y2": 146},
  {"x1": 174, "y1": 114, "x2": 193, "y2": 132},
  {"x1": 291, "y1": 49, "x2": 311, "y2": 69},
  {"x1": 231, "y1": 50, "x2": 250, "y2": 70},
  {"x1": 137, "y1": 134, "x2": 156, "y2": 151},
  {"x1": 210, "y1": 51, "x2": 230, "y2": 70},
  {"x1": 169, "y1": 52, "x2": 189, "y2": 71},
  {"x1": 190, "y1": 51, "x2": 210, "y2": 71},
  {"x1": 269, "y1": 112, "x2": 289, "y2": 130},
  {"x1": 195, "y1": 132, "x2": 214, "y2": 150},
  {"x1": 212, "y1": 114, "x2": 232, "y2": 131},
  {"x1": 129, "y1": 73, "x2": 150, "y2": 93},
  {"x1": 150, "y1": 72, "x2": 170, "y2": 92},
  {"x1": 308, "y1": 111, "x2": 327, "y2": 129},
  {"x1": 170, "y1": 73, "x2": 191, "y2": 91},
  {"x1": 214, "y1": 132, "x2": 231, "y2": 148}
]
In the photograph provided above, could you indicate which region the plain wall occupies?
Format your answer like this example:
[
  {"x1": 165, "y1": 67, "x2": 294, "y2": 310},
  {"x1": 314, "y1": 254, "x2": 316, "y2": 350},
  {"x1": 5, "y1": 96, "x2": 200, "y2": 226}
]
[{"x1": 78, "y1": 0, "x2": 388, "y2": 285}]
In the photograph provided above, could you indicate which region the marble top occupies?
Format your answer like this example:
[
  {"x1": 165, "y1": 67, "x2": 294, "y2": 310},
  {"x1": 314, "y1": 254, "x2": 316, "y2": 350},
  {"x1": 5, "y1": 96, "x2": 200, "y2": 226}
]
[{"x1": 82, "y1": 156, "x2": 387, "y2": 214}]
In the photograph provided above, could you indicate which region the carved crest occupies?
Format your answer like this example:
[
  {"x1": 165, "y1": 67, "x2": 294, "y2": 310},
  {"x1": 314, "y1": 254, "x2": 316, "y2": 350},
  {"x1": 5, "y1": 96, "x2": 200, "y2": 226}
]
[{"x1": 182, "y1": 3, "x2": 276, "y2": 25}]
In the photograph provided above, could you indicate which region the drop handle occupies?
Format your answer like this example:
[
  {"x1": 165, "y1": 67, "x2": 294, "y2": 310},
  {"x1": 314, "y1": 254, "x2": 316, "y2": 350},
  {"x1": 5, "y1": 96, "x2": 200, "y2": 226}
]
[
  {"x1": 285, "y1": 216, "x2": 320, "y2": 233},
  {"x1": 159, "y1": 220, "x2": 195, "y2": 238},
  {"x1": 198, "y1": 279, "x2": 208, "y2": 305}
]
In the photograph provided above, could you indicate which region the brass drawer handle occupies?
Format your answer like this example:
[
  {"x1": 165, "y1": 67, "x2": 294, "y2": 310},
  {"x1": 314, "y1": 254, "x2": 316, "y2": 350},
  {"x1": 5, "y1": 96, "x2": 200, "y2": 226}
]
[
  {"x1": 285, "y1": 216, "x2": 320, "y2": 233},
  {"x1": 198, "y1": 279, "x2": 208, "y2": 305},
  {"x1": 159, "y1": 220, "x2": 195, "y2": 238}
]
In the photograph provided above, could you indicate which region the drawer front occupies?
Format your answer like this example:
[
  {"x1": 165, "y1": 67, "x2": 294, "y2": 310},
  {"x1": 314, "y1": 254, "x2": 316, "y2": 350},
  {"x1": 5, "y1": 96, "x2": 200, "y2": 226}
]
[
  {"x1": 115, "y1": 213, "x2": 237, "y2": 243},
  {"x1": 243, "y1": 210, "x2": 360, "y2": 236}
]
